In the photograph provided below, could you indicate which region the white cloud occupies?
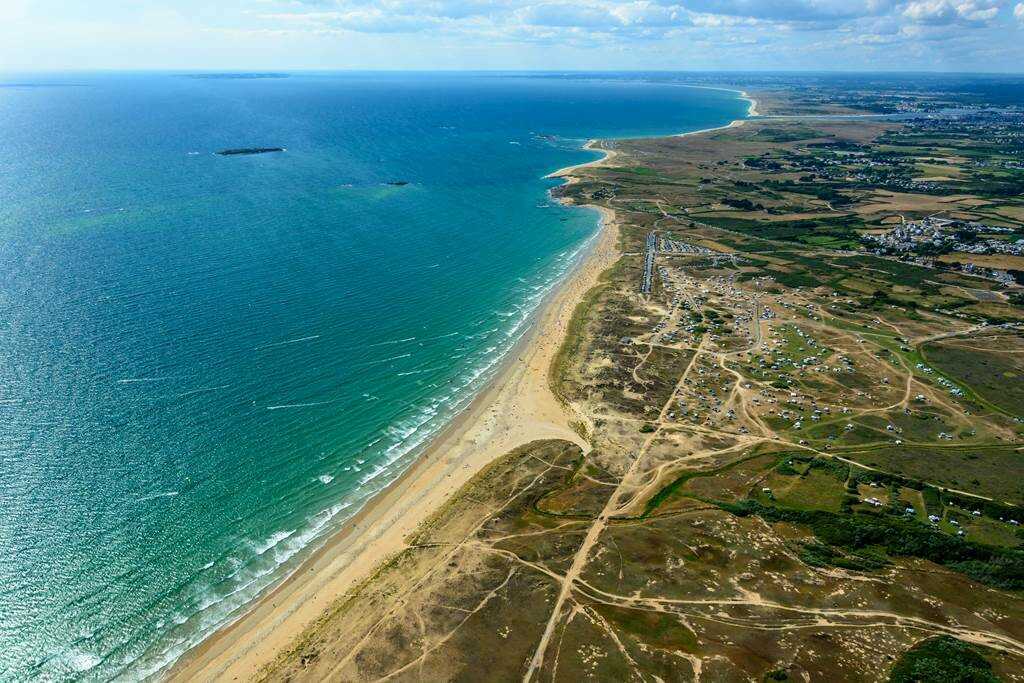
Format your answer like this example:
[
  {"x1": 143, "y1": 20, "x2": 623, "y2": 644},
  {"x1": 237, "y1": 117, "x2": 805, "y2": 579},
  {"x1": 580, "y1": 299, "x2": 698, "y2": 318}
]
[
  {"x1": 259, "y1": 9, "x2": 441, "y2": 32},
  {"x1": 207, "y1": 0, "x2": 1024, "y2": 68},
  {"x1": 902, "y1": 0, "x2": 1001, "y2": 25},
  {"x1": 2, "y1": 0, "x2": 1020, "y2": 70},
  {"x1": 679, "y1": 0, "x2": 898, "y2": 22},
  {"x1": 517, "y1": 3, "x2": 617, "y2": 27},
  {"x1": 260, "y1": 0, "x2": 1018, "y2": 34},
  {"x1": 263, "y1": 1, "x2": 693, "y2": 35},
  {"x1": 610, "y1": 2, "x2": 686, "y2": 27}
]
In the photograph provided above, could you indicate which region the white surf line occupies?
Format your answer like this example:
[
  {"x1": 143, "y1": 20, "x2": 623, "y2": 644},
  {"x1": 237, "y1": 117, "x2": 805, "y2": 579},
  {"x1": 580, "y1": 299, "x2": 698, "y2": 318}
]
[
  {"x1": 177, "y1": 384, "x2": 231, "y2": 398},
  {"x1": 117, "y1": 377, "x2": 171, "y2": 383},
  {"x1": 418, "y1": 331, "x2": 460, "y2": 342},
  {"x1": 546, "y1": 83, "x2": 757, "y2": 181},
  {"x1": 266, "y1": 401, "x2": 330, "y2": 410},
  {"x1": 354, "y1": 352, "x2": 412, "y2": 368},
  {"x1": 367, "y1": 336, "x2": 416, "y2": 348},
  {"x1": 136, "y1": 491, "x2": 179, "y2": 502},
  {"x1": 396, "y1": 365, "x2": 447, "y2": 377},
  {"x1": 364, "y1": 331, "x2": 460, "y2": 350},
  {"x1": 671, "y1": 83, "x2": 760, "y2": 117},
  {"x1": 254, "y1": 335, "x2": 321, "y2": 351}
]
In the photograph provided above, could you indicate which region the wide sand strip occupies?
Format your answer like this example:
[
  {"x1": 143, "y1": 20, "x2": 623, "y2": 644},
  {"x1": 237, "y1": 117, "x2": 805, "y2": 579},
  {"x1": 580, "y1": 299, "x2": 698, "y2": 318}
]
[
  {"x1": 172, "y1": 89, "x2": 756, "y2": 679},
  {"x1": 171, "y1": 202, "x2": 620, "y2": 682}
]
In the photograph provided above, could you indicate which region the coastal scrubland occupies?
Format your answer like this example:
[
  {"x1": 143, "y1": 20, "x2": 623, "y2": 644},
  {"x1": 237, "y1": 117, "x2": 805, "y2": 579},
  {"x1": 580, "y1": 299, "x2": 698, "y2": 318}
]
[{"x1": 253, "y1": 88, "x2": 1024, "y2": 681}]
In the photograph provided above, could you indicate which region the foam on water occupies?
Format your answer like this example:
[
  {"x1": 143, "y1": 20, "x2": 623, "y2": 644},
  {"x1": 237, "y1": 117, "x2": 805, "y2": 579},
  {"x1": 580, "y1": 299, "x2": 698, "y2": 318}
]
[
  {"x1": 130, "y1": 213, "x2": 599, "y2": 679},
  {"x1": 254, "y1": 335, "x2": 321, "y2": 351},
  {"x1": 136, "y1": 491, "x2": 179, "y2": 503},
  {"x1": 266, "y1": 401, "x2": 330, "y2": 410},
  {"x1": 62, "y1": 650, "x2": 102, "y2": 675},
  {"x1": 118, "y1": 499, "x2": 358, "y2": 679},
  {"x1": 366, "y1": 336, "x2": 417, "y2": 347},
  {"x1": 355, "y1": 352, "x2": 413, "y2": 367}
]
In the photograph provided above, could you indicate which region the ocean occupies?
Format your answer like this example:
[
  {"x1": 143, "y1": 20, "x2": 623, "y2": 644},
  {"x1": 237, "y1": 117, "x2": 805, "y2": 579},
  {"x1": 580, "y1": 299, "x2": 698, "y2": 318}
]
[{"x1": 0, "y1": 72, "x2": 747, "y2": 680}]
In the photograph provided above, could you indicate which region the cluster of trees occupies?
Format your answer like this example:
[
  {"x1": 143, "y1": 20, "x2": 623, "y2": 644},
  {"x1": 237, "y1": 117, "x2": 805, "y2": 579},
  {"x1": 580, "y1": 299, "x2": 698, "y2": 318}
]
[
  {"x1": 722, "y1": 197, "x2": 765, "y2": 211},
  {"x1": 764, "y1": 179, "x2": 852, "y2": 205},
  {"x1": 889, "y1": 636, "x2": 1000, "y2": 683},
  {"x1": 722, "y1": 499, "x2": 1024, "y2": 589}
]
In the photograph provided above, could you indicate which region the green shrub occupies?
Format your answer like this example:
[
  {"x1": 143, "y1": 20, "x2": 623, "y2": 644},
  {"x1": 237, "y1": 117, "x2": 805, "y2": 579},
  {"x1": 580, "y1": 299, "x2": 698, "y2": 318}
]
[
  {"x1": 889, "y1": 636, "x2": 999, "y2": 683},
  {"x1": 719, "y1": 500, "x2": 1024, "y2": 589},
  {"x1": 775, "y1": 460, "x2": 799, "y2": 476}
]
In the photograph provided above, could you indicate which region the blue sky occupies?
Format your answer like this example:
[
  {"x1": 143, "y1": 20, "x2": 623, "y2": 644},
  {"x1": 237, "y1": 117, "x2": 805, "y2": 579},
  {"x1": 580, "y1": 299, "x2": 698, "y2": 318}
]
[{"x1": 2, "y1": 0, "x2": 1023, "y2": 71}]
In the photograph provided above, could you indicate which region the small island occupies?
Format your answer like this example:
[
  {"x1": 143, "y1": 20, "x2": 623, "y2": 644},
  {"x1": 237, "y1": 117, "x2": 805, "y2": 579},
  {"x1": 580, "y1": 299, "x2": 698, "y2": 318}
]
[{"x1": 215, "y1": 147, "x2": 285, "y2": 156}]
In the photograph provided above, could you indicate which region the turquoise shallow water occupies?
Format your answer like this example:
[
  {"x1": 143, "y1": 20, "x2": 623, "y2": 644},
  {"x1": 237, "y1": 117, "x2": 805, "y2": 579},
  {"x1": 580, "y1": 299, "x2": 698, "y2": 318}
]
[{"x1": 0, "y1": 72, "x2": 746, "y2": 680}]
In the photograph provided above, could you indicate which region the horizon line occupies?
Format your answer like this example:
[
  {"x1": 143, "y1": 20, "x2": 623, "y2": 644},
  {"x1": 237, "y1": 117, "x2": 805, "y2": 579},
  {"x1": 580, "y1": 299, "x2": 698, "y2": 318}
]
[{"x1": 3, "y1": 68, "x2": 1024, "y2": 76}]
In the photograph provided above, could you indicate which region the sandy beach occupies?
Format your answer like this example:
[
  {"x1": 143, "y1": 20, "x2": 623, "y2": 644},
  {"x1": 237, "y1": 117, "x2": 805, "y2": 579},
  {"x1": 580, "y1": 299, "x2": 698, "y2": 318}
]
[
  {"x1": 675, "y1": 84, "x2": 759, "y2": 118},
  {"x1": 543, "y1": 138, "x2": 619, "y2": 178},
  {"x1": 170, "y1": 90, "x2": 755, "y2": 681},
  {"x1": 544, "y1": 91, "x2": 757, "y2": 175},
  {"x1": 675, "y1": 91, "x2": 758, "y2": 138},
  {"x1": 170, "y1": 195, "x2": 620, "y2": 682},
  {"x1": 741, "y1": 90, "x2": 760, "y2": 117}
]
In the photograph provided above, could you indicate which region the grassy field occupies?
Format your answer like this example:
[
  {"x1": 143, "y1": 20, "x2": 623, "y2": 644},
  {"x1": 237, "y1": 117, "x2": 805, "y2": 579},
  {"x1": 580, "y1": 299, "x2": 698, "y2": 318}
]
[{"x1": 922, "y1": 334, "x2": 1024, "y2": 418}]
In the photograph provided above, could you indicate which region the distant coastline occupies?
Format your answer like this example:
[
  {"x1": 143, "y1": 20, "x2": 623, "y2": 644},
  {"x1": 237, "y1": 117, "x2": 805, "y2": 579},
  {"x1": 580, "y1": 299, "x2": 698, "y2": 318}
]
[
  {"x1": 663, "y1": 82, "x2": 760, "y2": 118},
  {"x1": 544, "y1": 87, "x2": 758, "y2": 180},
  {"x1": 169, "y1": 86, "x2": 754, "y2": 680},
  {"x1": 741, "y1": 90, "x2": 760, "y2": 117}
]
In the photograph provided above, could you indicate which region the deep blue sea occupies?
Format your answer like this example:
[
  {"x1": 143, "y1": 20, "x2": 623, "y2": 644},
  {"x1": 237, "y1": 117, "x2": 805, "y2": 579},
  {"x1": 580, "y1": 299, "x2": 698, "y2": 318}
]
[{"x1": 0, "y1": 72, "x2": 747, "y2": 680}]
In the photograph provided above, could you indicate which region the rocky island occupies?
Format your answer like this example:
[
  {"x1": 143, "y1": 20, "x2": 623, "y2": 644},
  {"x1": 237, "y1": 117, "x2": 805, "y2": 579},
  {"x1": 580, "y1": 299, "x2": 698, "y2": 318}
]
[{"x1": 215, "y1": 147, "x2": 285, "y2": 156}]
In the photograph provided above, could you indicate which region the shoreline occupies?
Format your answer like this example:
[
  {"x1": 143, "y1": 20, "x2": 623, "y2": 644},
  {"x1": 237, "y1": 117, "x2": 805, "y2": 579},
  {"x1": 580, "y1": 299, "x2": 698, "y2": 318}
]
[
  {"x1": 736, "y1": 88, "x2": 760, "y2": 117},
  {"x1": 169, "y1": 200, "x2": 620, "y2": 683},
  {"x1": 544, "y1": 88, "x2": 757, "y2": 180},
  {"x1": 664, "y1": 83, "x2": 759, "y2": 117},
  {"x1": 168, "y1": 90, "x2": 755, "y2": 681},
  {"x1": 675, "y1": 116, "x2": 749, "y2": 139},
  {"x1": 543, "y1": 138, "x2": 619, "y2": 179}
]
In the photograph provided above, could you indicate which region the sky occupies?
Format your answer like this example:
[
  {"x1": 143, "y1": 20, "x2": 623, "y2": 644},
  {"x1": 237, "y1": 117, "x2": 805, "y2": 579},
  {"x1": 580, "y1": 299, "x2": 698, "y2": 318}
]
[{"x1": 1, "y1": 0, "x2": 1023, "y2": 72}]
